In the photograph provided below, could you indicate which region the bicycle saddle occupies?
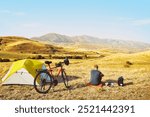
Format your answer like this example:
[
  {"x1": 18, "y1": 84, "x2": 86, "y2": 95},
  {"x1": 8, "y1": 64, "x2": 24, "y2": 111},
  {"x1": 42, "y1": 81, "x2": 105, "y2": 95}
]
[{"x1": 45, "y1": 61, "x2": 52, "y2": 64}]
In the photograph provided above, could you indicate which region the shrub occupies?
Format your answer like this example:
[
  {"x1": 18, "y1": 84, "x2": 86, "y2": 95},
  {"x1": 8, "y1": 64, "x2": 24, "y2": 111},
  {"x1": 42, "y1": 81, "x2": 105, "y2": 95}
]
[
  {"x1": 14, "y1": 59, "x2": 21, "y2": 61},
  {"x1": 66, "y1": 56, "x2": 74, "y2": 59},
  {"x1": 99, "y1": 55, "x2": 105, "y2": 58},
  {"x1": 31, "y1": 56, "x2": 36, "y2": 59},
  {"x1": 50, "y1": 55, "x2": 84, "y2": 59},
  {"x1": 52, "y1": 56, "x2": 66, "y2": 59},
  {"x1": 72, "y1": 55, "x2": 83, "y2": 59},
  {"x1": 14, "y1": 59, "x2": 18, "y2": 61},
  {"x1": 126, "y1": 61, "x2": 133, "y2": 65},
  {"x1": 124, "y1": 61, "x2": 133, "y2": 68},
  {"x1": 32, "y1": 52, "x2": 37, "y2": 54},
  {"x1": 1, "y1": 59, "x2": 10, "y2": 62},
  {"x1": 0, "y1": 58, "x2": 10, "y2": 62},
  {"x1": 35, "y1": 55, "x2": 45, "y2": 59}
]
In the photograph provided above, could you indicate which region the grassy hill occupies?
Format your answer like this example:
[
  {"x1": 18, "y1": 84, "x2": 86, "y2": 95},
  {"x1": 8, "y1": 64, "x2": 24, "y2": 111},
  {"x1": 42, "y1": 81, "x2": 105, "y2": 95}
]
[
  {"x1": 0, "y1": 36, "x2": 71, "y2": 60},
  {"x1": 0, "y1": 36, "x2": 64, "y2": 54},
  {"x1": 102, "y1": 50, "x2": 150, "y2": 65}
]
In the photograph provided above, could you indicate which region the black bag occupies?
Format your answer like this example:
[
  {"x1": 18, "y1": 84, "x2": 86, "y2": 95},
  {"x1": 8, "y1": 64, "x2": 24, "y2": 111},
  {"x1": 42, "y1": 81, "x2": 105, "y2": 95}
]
[{"x1": 118, "y1": 76, "x2": 124, "y2": 86}]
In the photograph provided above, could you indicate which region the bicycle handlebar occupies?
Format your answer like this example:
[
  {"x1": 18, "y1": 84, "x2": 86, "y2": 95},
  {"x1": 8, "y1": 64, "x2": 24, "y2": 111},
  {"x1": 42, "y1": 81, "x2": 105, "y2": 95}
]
[{"x1": 45, "y1": 58, "x2": 69, "y2": 69}]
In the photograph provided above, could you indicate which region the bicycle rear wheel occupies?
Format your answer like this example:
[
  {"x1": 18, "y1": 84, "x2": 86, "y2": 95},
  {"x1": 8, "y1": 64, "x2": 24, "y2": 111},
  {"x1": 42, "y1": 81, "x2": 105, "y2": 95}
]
[
  {"x1": 34, "y1": 71, "x2": 52, "y2": 94},
  {"x1": 62, "y1": 71, "x2": 69, "y2": 88}
]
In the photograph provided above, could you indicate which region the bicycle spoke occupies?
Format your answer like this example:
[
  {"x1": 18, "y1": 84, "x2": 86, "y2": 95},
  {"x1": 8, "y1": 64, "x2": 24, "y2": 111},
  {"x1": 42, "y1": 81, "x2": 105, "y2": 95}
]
[
  {"x1": 62, "y1": 71, "x2": 69, "y2": 88},
  {"x1": 34, "y1": 71, "x2": 52, "y2": 94}
]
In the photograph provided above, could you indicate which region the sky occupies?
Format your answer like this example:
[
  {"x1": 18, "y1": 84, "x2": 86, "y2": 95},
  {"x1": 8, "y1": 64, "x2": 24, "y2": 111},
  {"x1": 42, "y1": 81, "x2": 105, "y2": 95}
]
[{"x1": 0, "y1": 0, "x2": 150, "y2": 43}]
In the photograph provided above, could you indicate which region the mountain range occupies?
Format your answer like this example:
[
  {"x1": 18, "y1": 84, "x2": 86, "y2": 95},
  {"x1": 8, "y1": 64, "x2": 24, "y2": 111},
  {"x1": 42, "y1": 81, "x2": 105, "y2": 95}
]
[{"x1": 31, "y1": 33, "x2": 150, "y2": 52}]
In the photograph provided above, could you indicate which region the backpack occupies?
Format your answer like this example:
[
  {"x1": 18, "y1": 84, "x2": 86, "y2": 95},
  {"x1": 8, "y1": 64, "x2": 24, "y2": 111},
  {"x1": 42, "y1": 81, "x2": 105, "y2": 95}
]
[{"x1": 118, "y1": 76, "x2": 124, "y2": 86}]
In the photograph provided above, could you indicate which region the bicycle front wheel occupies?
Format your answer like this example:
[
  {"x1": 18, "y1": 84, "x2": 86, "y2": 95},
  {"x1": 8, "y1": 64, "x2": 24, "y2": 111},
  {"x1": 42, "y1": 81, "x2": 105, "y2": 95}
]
[
  {"x1": 62, "y1": 71, "x2": 69, "y2": 88},
  {"x1": 34, "y1": 71, "x2": 52, "y2": 94}
]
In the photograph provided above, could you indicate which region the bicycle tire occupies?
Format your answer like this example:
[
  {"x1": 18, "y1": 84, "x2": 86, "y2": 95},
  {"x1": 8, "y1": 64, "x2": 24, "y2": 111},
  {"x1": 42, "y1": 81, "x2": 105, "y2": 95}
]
[
  {"x1": 34, "y1": 71, "x2": 52, "y2": 94},
  {"x1": 61, "y1": 71, "x2": 69, "y2": 88}
]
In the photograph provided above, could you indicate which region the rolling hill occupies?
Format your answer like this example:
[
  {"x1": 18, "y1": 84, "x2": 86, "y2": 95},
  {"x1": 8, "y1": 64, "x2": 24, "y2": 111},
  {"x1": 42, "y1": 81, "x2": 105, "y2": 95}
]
[
  {"x1": 32, "y1": 33, "x2": 150, "y2": 52},
  {"x1": 0, "y1": 36, "x2": 65, "y2": 54},
  {"x1": 101, "y1": 50, "x2": 150, "y2": 65},
  {"x1": 0, "y1": 36, "x2": 66, "y2": 59}
]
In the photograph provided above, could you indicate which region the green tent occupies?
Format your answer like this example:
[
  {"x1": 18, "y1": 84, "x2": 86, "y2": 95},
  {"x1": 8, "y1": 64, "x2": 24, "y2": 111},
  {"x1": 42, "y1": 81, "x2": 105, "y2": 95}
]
[{"x1": 2, "y1": 59, "x2": 46, "y2": 85}]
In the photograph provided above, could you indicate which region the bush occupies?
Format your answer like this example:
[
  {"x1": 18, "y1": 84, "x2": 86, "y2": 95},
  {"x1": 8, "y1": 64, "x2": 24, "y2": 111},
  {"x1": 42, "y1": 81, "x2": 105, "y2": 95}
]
[
  {"x1": 13, "y1": 59, "x2": 18, "y2": 61},
  {"x1": 14, "y1": 59, "x2": 21, "y2": 61},
  {"x1": 0, "y1": 58, "x2": 10, "y2": 62},
  {"x1": 32, "y1": 52, "x2": 37, "y2": 54},
  {"x1": 31, "y1": 56, "x2": 36, "y2": 59},
  {"x1": 72, "y1": 55, "x2": 83, "y2": 59},
  {"x1": 99, "y1": 55, "x2": 105, "y2": 58},
  {"x1": 126, "y1": 61, "x2": 133, "y2": 65},
  {"x1": 52, "y1": 56, "x2": 66, "y2": 59},
  {"x1": 35, "y1": 55, "x2": 45, "y2": 59},
  {"x1": 50, "y1": 55, "x2": 84, "y2": 59},
  {"x1": 124, "y1": 61, "x2": 133, "y2": 68}
]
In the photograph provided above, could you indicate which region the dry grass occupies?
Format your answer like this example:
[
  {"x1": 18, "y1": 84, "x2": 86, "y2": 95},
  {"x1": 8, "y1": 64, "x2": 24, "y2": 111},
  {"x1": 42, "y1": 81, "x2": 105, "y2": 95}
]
[
  {"x1": 0, "y1": 57, "x2": 150, "y2": 100},
  {"x1": 0, "y1": 36, "x2": 65, "y2": 55},
  {"x1": 0, "y1": 36, "x2": 150, "y2": 100}
]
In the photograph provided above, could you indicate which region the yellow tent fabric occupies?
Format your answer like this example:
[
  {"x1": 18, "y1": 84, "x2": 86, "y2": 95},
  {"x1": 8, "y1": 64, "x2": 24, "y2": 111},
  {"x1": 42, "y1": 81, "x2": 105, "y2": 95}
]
[{"x1": 2, "y1": 59, "x2": 44, "y2": 85}]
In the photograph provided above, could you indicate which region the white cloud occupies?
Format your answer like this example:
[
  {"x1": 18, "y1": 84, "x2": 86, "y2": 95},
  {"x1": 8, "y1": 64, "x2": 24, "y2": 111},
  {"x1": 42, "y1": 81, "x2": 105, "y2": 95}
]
[{"x1": 132, "y1": 19, "x2": 150, "y2": 26}]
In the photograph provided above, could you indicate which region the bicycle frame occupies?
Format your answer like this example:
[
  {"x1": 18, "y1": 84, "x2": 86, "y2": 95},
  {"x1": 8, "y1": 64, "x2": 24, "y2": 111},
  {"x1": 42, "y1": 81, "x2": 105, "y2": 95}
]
[{"x1": 47, "y1": 63, "x2": 65, "y2": 78}]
